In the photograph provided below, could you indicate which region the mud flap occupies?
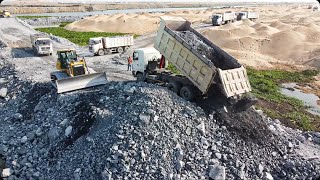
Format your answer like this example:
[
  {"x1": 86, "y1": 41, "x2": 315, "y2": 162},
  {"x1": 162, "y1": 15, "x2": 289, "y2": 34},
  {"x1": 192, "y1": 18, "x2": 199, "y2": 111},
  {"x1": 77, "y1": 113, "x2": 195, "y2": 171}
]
[{"x1": 56, "y1": 72, "x2": 108, "y2": 93}]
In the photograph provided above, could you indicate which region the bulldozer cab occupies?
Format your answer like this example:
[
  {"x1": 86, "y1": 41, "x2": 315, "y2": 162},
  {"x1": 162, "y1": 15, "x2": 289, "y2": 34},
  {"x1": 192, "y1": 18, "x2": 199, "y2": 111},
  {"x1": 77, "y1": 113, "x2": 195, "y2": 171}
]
[{"x1": 56, "y1": 49, "x2": 87, "y2": 76}]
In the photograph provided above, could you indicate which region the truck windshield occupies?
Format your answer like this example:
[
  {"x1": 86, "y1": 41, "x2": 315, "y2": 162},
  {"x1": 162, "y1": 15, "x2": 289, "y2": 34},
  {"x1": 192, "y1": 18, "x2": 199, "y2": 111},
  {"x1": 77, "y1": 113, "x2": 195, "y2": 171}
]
[
  {"x1": 37, "y1": 40, "x2": 50, "y2": 46},
  {"x1": 89, "y1": 39, "x2": 100, "y2": 45},
  {"x1": 213, "y1": 16, "x2": 220, "y2": 20}
]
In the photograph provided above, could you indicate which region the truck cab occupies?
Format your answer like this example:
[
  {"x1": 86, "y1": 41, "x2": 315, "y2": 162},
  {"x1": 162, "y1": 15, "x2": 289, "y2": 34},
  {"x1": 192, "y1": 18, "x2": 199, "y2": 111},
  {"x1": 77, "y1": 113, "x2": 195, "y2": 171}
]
[
  {"x1": 211, "y1": 14, "x2": 223, "y2": 26},
  {"x1": 131, "y1": 48, "x2": 162, "y2": 80},
  {"x1": 34, "y1": 38, "x2": 53, "y2": 55},
  {"x1": 237, "y1": 12, "x2": 247, "y2": 20},
  {"x1": 89, "y1": 37, "x2": 103, "y2": 55}
]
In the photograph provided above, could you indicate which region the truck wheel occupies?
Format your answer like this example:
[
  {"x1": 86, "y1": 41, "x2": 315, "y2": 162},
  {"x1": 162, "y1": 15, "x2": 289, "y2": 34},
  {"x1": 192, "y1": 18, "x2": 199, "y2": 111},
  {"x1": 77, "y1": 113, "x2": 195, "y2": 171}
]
[
  {"x1": 180, "y1": 86, "x2": 195, "y2": 101},
  {"x1": 167, "y1": 81, "x2": 182, "y2": 94},
  {"x1": 98, "y1": 49, "x2": 104, "y2": 56},
  {"x1": 124, "y1": 46, "x2": 130, "y2": 52},
  {"x1": 136, "y1": 73, "x2": 146, "y2": 82},
  {"x1": 117, "y1": 47, "x2": 124, "y2": 54}
]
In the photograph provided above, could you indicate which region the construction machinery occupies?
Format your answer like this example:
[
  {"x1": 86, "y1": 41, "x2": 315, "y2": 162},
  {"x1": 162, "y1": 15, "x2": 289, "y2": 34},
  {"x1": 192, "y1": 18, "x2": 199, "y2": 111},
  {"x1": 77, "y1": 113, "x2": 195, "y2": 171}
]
[
  {"x1": 132, "y1": 16, "x2": 255, "y2": 109},
  {"x1": 89, "y1": 35, "x2": 134, "y2": 56},
  {"x1": 30, "y1": 33, "x2": 53, "y2": 56},
  {"x1": 211, "y1": 11, "x2": 236, "y2": 26},
  {"x1": 50, "y1": 49, "x2": 108, "y2": 93},
  {"x1": 237, "y1": 11, "x2": 259, "y2": 21},
  {"x1": 0, "y1": 10, "x2": 11, "y2": 18}
]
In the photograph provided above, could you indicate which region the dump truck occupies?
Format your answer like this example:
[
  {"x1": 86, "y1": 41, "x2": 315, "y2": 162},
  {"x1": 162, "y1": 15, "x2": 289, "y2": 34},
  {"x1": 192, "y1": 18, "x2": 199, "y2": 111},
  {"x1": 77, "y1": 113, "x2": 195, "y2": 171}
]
[
  {"x1": 0, "y1": 10, "x2": 11, "y2": 18},
  {"x1": 211, "y1": 11, "x2": 236, "y2": 26},
  {"x1": 89, "y1": 35, "x2": 134, "y2": 56},
  {"x1": 132, "y1": 16, "x2": 254, "y2": 109},
  {"x1": 30, "y1": 33, "x2": 53, "y2": 56},
  {"x1": 237, "y1": 11, "x2": 259, "y2": 21},
  {"x1": 50, "y1": 49, "x2": 108, "y2": 93}
]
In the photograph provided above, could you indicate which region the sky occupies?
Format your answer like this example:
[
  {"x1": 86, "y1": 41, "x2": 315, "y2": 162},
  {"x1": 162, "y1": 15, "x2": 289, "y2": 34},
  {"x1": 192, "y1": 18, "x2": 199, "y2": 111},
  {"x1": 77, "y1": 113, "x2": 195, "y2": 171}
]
[{"x1": 2, "y1": 0, "x2": 318, "y2": 4}]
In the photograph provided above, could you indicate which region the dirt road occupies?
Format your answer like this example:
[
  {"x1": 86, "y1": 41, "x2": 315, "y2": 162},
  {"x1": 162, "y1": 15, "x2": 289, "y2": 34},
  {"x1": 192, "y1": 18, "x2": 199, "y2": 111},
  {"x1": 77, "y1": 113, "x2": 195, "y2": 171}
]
[{"x1": 0, "y1": 18, "x2": 135, "y2": 84}]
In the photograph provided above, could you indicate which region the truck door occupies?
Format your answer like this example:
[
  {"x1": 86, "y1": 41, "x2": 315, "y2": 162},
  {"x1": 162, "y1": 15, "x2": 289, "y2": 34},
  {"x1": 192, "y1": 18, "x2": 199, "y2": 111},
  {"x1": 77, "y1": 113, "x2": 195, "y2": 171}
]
[{"x1": 132, "y1": 51, "x2": 142, "y2": 73}]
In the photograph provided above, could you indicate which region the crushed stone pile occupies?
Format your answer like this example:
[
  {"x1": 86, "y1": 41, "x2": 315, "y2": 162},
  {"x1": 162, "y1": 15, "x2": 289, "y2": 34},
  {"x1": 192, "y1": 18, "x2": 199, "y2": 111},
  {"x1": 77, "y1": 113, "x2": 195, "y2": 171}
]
[
  {"x1": 0, "y1": 48, "x2": 320, "y2": 179},
  {"x1": 0, "y1": 40, "x2": 7, "y2": 50},
  {"x1": 21, "y1": 16, "x2": 85, "y2": 27}
]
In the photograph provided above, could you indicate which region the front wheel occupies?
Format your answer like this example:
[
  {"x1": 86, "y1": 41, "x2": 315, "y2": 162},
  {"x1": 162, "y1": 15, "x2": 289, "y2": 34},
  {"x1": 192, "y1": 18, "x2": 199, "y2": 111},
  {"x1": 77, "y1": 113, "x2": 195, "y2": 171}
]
[
  {"x1": 98, "y1": 49, "x2": 104, "y2": 56},
  {"x1": 136, "y1": 73, "x2": 146, "y2": 82},
  {"x1": 180, "y1": 86, "x2": 195, "y2": 101},
  {"x1": 117, "y1": 47, "x2": 124, "y2": 54},
  {"x1": 167, "y1": 81, "x2": 182, "y2": 94}
]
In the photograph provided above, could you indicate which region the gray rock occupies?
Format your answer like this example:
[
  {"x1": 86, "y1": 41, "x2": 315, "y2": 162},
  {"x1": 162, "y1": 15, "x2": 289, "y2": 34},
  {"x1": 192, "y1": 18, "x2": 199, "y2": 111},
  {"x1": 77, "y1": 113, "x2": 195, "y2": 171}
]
[
  {"x1": 101, "y1": 169, "x2": 112, "y2": 180},
  {"x1": 35, "y1": 127, "x2": 43, "y2": 136},
  {"x1": 20, "y1": 136, "x2": 28, "y2": 143},
  {"x1": 263, "y1": 172, "x2": 274, "y2": 180},
  {"x1": 0, "y1": 88, "x2": 7, "y2": 98},
  {"x1": 0, "y1": 78, "x2": 7, "y2": 84},
  {"x1": 74, "y1": 168, "x2": 81, "y2": 180},
  {"x1": 48, "y1": 127, "x2": 61, "y2": 141},
  {"x1": 175, "y1": 160, "x2": 184, "y2": 172},
  {"x1": 2, "y1": 168, "x2": 12, "y2": 177},
  {"x1": 13, "y1": 113, "x2": 23, "y2": 120},
  {"x1": 34, "y1": 102, "x2": 45, "y2": 113},
  {"x1": 197, "y1": 122, "x2": 205, "y2": 135},
  {"x1": 59, "y1": 119, "x2": 69, "y2": 126},
  {"x1": 297, "y1": 135, "x2": 306, "y2": 143},
  {"x1": 257, "y1": 164, "x2": 264, "y2": 176},
  {"x1": 215, "y1": 153, "x2": 222, "y2": 160},
  {"x1": 139, "y1": 113, "x2": 150, "y2": 125},
  {"x1": 209, "y1": 165, "x2": 225, "y2": 180},
  {"x1": 65, "y1": 126, "x2": 73, "y2": 137}
]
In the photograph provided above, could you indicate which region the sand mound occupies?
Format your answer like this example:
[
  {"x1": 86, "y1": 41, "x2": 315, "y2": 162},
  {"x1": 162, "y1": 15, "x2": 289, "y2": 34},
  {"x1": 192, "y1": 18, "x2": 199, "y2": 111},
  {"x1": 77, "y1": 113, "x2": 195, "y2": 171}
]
[
  {"x1": 219, "y1": 23, "x2": 237, "y2": 30},
  {"x1": 230, "y1": 26, "x2": 256, "y2": 36},
  {"x1": 298, "y1": 17, "x2": 316, "y2": 24},
  {"x1": 306, "y1": 23, "x2": 320, "y2": 29},
  {"x1": 256, "y1": 25, "x2": 280, "y2": 35},
  {"x1": 269, "y1": 21, "x2": 293, "y2": 31},
  {"x1": 251, "y1": 23, "x2": 265, "y2": 29},
  {"x1": 241, "y1": 19, "x2": 255, "y2": 26},
  {"x1": 202, "y1": 29, "x2": 234, "y2": 44}
]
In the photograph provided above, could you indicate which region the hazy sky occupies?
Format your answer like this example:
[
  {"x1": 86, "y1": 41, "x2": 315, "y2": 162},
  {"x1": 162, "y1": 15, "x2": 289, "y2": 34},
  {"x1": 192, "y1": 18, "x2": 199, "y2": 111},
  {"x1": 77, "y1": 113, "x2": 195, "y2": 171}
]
[{"x1": 2, "y1": 0, "x2": 318, "y2": 4}]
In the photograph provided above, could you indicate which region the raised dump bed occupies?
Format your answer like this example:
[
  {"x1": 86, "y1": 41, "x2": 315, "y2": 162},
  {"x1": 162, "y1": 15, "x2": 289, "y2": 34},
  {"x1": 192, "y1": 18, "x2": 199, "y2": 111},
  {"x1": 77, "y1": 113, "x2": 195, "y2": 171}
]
[{"x1": 154, "y1": 16, "x2": 251, "y2": 98}]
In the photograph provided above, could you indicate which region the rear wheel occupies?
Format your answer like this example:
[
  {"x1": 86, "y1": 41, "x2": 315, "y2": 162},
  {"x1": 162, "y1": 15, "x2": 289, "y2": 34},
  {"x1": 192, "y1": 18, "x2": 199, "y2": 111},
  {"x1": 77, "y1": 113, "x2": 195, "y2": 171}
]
[
  {"x1": 136, "y1": 73, "x2": 146, "y2": 82},
  {"x1": 117, "y1": 47, "x2": 124, "y2": 54},
  {"x1": 167, "y1": 81, "x2": 182, "y2": 94},
  {"x1": 98, "y1": 49, "x2": 104, "y2": 56},
  {"x1": 180, "y1": 86, "x2": 195, "y2": 101},
  {"x1": 124, "y1": 46, "x2": 130, "y2": 52}
]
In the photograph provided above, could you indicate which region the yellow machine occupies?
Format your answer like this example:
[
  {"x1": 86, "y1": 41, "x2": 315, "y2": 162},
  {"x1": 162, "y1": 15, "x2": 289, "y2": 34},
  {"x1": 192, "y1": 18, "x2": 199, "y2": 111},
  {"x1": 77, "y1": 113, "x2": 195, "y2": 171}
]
[
  {"x1": 0, "y1": 10, "x2": 11, "y2": 18},
  {"x1": 50, "y1": 49, "x2": 108, "y2": 93}
]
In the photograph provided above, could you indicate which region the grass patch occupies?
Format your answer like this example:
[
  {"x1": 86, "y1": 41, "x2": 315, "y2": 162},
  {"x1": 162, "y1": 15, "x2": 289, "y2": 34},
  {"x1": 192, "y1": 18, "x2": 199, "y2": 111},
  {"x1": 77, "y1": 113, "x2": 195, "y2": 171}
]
[
  {"x1": 36, "y1": 26, "x2": 138, "y2": 46},
  {"x1": 59, "y1": 22, "x2": 72, "y2": 27},
  {"x1": 17, "y1": 15, "x2": 52, "y2": 19},
  {"x1": 247, "y1": 68, "x2": 319, "y2": 131}
]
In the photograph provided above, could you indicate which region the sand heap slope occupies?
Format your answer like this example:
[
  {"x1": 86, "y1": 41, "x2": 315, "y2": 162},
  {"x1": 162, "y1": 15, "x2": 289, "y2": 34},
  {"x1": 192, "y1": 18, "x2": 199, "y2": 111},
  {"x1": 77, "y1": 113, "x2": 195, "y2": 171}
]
[{"x1": 66, "y1": 6, "x2": 320, "y2": 69}]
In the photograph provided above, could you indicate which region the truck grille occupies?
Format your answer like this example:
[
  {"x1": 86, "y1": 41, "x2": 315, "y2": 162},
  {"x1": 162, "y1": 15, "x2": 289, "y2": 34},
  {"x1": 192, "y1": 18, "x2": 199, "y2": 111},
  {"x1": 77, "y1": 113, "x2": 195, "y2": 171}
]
[
  {"x1": 41, "y1": 47, "x2": 50, "y2": 50},
  {"x1": 73, "y1": 65, "x2": 86, "y2": 76}
]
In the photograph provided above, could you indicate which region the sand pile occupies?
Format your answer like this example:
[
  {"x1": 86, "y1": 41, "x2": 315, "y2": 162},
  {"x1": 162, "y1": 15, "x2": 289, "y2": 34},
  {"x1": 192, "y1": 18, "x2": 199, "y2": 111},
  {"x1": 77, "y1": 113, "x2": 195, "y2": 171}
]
[{"x1": 66, "y1": 5, "x2": 320, "y2": 69}]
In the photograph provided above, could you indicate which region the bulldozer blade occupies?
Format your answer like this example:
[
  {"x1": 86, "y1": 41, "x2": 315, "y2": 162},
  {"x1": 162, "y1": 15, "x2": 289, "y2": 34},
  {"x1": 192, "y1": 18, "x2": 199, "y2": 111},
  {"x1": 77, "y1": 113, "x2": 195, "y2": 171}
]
[{"x1": 56, "y1": 72, "x2": 108, "y2": 93}]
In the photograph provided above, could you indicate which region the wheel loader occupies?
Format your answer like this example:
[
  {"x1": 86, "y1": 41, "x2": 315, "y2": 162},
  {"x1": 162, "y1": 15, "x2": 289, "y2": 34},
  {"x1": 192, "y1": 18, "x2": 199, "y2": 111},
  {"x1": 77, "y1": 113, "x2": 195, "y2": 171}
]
[
  {"x1": 0, "y1": 10, "x2": 11, "y2": 18},
  {"x1": 50, "y1": 49, "x2": 108, "y2": 93}
]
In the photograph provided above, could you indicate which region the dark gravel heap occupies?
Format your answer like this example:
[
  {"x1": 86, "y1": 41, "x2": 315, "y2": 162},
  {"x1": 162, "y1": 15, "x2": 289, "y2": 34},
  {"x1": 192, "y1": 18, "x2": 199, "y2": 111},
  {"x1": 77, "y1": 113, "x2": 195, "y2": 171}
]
[
  {"x1": 0, "y1": 51, "x2": 320, "y2": 180},
  {"x1": 21, "y1": 16, "x2": 86, "y2": 27}
]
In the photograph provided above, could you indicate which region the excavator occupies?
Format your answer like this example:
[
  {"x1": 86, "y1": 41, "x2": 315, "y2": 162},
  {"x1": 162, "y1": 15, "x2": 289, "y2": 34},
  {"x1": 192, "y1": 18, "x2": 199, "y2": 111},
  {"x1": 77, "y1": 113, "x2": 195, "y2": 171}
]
[
  {"x1": 50, "y1": 49, "x2": 108, "y2": 93},
  {"x1": 0, "y1": 10, "x2": 11, "y2": 18}
]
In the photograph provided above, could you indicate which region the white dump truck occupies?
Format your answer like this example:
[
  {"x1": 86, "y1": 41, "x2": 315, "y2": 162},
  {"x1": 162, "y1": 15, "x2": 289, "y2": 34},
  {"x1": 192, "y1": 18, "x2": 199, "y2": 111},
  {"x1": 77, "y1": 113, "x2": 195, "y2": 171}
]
[
  {"x1": 211, "y1": 11, "x2": 236, "y2": 26},
  {"x1": 237, "y1": 11, "x2": 259, "y2": 21},
  {"x1": 132, "y1": 16, "x2": 254, "y2": 109},
  {"x1": 30, "y1": 33, "x2": 53, "y2": 56},
  {"x1": 89, "y1": 35, "x2": 134, "y2": 56}
]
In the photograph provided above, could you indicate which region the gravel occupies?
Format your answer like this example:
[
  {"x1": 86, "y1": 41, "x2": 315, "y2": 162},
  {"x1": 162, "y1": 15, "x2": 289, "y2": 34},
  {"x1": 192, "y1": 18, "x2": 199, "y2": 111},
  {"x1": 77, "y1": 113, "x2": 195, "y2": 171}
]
[{"x1": 20, "y1": 16, "x2": 86, "y2": 27}]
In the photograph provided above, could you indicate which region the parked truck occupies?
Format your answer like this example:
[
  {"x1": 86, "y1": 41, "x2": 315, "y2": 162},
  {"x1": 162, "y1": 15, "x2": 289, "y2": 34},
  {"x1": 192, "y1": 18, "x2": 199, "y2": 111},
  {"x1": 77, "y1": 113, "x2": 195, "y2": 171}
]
[
  {"x1": 211, "y1": 11, "x2": 236, "y2": 26},
  {"x1": 132, "y1": 16, "x2": 254, "y2": 109},
  {"x1": 237, "y1": 11, "x2": 259, "y2": 21},
  {"x1": 30, "y1": 33, "x2": 53, "y2": 56},
  {"x1": 89, "y1": 35, "x2": 134, "y2": 56}
]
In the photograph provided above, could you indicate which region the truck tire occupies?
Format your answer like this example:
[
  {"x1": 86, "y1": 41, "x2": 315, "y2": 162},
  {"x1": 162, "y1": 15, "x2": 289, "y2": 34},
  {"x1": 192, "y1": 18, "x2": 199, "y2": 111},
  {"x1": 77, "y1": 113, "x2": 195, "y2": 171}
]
[
  {"x1": 117, "y1": 47, "x2": 124, "y2": 54},
  {"x1": 98, "y1": 49, "x2": 104, "y2": 56},
  {"x1": 180, "y1": 86, "x2": 195, "y2": 101},
  {"x1": 105, "y1": 49, "x2": 112, "y2": 55},
  {"x1": 124, "y1": 46, "x2": 130, "y2": 52},
  {"x1": 136, "y1": 73, "x2": 146, "y2": 82},
  {"x1": 167, "y1": 81, "x2": 182, "y2": 94}
]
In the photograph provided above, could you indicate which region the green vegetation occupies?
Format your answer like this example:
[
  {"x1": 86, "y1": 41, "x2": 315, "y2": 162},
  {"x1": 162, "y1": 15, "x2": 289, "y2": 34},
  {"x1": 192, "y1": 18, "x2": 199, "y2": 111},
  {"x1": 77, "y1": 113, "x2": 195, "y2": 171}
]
[
  {"x1": 59, "y1": 22, "x2": 72, "y2": 27},
  {"x1": 247, "y1": 68, "x2": 319, "y2": 131},
  {"x1": 36, "y1": 26, "x2": 137, "y2": 46},
  {"x1": 167, "y1": 63, "x2": 180, "y2": 74},
  {"x1": 17, "y1": 15, "x2": 52, "y2": 19}
]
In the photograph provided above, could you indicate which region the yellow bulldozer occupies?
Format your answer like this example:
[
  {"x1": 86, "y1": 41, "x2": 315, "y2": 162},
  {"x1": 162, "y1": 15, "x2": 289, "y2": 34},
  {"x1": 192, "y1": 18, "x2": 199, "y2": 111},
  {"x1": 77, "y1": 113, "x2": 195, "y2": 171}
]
[
  {"x1": 0, "y1": 10, "x2": 11, "y2": 18},
  {"x1": 50, "y1": 49, "x2": 108, "y2": 93}
]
